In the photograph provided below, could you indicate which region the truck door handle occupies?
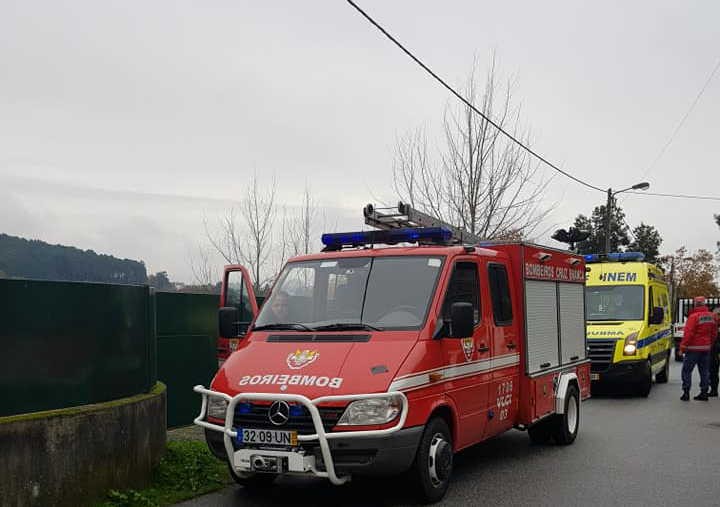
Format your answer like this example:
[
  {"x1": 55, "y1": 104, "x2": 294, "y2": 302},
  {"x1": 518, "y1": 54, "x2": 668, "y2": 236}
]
[
  {"x1": 507, "y1": 342, "x2": 516, "y2": 350},
  {"x1": 540, "y1": 362, "x2": 551, "y2": 369},
  {"x1": 477, "y1": 344, "x2": 489, "y2": 353}
]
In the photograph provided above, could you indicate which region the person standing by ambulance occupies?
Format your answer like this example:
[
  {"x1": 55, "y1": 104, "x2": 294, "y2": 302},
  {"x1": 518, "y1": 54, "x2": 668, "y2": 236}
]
[
  {"x1": 709, "y1": 306, "x2": 720, "y2": 397},
  {"x1": 680, "y1": 296, "x2": 719, "y2": 401}
]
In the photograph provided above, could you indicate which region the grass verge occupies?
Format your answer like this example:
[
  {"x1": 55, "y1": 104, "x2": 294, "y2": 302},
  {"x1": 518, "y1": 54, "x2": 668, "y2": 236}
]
[{"x1": 97, "y1": 440, "x2": 231, "y2": 507}]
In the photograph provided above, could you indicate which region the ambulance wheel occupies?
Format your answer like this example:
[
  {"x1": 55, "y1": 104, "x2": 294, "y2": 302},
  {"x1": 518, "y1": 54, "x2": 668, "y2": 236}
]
[
  {"x1": 551, "y1": 383, "x2": 579, "y2": 445},
  {"x1": 228, "y1": 465, "x2": 277, "y2": 490},
  {"x1": 655, "y1": 352, "x2": 670, "y2": 383},
  {"x1": 411, "y1": 417, "x2": 453, "y2": 504},
  {"x1": 638, "y1": 361, "x2": 653, "y2": 397},
  {"x1": 527, "y1": 418, "x2": 553, "y2": 445}
]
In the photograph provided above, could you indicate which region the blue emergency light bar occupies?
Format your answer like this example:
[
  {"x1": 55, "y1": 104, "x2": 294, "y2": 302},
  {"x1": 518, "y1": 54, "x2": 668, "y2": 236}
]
[
  {"x1": 321, "y1": 227, "x2": 452, "y2": 250},
  {"x1": 584, "y1": 251, "x2": 645, "y2": 263}
]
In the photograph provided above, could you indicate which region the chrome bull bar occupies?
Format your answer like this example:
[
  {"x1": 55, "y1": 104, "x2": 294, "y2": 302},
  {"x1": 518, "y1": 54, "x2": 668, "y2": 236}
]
[{"x1": 193, "y1": 385, "x2": 408, "y2": 485}]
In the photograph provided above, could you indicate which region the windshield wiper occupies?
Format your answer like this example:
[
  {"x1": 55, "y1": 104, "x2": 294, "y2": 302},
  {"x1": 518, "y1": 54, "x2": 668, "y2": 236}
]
[
  {"x1": 252, "y1": 323, "x2": 316, "y2": 332},
  {"x1": 314, "y1": 322, "x2": 384, "y2": 332}
]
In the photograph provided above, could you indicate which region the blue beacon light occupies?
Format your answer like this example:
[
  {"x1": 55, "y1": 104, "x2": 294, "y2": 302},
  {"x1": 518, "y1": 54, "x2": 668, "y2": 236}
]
[
  {"x1": 584, "y1": 251, "x2": 645, "y2": 263},
  {"x1": 321, "y1": 227, "x2": 452, "y2": 249}
]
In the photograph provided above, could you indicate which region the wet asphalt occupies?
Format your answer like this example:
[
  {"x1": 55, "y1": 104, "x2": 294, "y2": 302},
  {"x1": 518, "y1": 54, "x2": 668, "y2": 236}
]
[{"x1": 177, "y1": 361, "x2": 720, "y2": 507}]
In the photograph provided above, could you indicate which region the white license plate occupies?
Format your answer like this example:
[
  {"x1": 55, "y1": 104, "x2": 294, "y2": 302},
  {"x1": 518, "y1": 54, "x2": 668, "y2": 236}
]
[
  {"x1": 237, "y1": 428, "x2": 297, "y2": 447},
  {"x1": 590, "y1": 373, "x2": 600, "y2": 381}
]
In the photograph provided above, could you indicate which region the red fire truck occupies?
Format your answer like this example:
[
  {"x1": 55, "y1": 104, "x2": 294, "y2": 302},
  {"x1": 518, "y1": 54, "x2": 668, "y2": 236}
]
[{"x1": 195, "y1": 203, "x2": 591, "y2": 503}]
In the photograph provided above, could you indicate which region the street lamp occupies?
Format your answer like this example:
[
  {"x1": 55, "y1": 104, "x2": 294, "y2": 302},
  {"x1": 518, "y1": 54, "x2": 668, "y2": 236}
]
[{"x1": 604, "y1": 182, "x2": 650, "y2": 254}]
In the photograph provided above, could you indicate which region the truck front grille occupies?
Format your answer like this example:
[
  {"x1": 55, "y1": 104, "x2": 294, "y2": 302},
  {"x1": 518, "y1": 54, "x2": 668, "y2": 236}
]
[
  {"x1": 232, "y1": 403, "x2": 345, "y2": 434},
  {"x1": 587, "y1": 339, "x2": 617, "y2": 373}
]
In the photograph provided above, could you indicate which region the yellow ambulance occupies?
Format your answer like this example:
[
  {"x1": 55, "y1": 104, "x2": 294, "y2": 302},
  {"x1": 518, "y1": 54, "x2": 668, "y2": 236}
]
[{"x1": 584, "y1": 252, "x2": 673, "y2": 396}]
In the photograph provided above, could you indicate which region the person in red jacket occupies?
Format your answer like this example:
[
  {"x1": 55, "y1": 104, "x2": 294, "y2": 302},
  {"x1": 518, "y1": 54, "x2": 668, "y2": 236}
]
[
  {"x1": 709, "y1": 307, "x2": 720, "y2": 397},
  {"x1": 680, "y1": 296, "x2": 719, "y2": 401}
]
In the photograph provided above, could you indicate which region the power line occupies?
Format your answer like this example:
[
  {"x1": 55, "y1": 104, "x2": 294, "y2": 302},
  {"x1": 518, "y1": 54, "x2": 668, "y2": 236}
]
[
  {"x1": 345, "y1": 0, "x2": 605, "y2": 193},
  {"x1": 627, "y1": 190, "x2": 720, "y2": 201},
  {"x1": 639, "y1": 56, "x2": 720, "y2": 180}
]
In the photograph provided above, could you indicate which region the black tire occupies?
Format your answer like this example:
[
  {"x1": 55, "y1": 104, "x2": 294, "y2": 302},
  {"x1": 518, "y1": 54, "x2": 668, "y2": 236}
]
[
  {"x1": 551, "y1": 383, "x2": 580, "y2": 445},
  {"x1": 411, "y1": 417, "x2": 454, "y2": 504},
  {"x1": 228, "y1": 464, "x2": 277, "y2": 490},
  {"x1": 638, "y1": 361, "x2": 653, "y2": 397},
  {"x1": 655, "y1": 352, "x2": 670, "y2": 384},
  {"x1": 528, "y1": 418, "x2": 553, "y2": 445}
]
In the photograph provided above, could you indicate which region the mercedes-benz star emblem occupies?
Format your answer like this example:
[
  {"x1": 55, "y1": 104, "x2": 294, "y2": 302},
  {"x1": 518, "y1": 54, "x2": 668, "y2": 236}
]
[{"x1": 268, "y1": 400, "x2": 290, "y2": 426}]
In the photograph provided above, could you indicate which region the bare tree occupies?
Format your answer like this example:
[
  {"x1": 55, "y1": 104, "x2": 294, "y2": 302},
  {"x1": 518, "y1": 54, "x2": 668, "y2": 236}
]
[
  {"x1": 393, "y1": 54, "x2": 551, "y2": 239},
  {"x1": 188, "y1": 242, "x2": 216, "y2": 288},
  {"x1": 240, "y1": 174, "x2": 277, "y2": 289},
  {"x1": 289, "y1": 186, "x2": 318, "y2": 256},
  {"x1": 204, "y1": 173, "x2": 277, "y2": 291}
]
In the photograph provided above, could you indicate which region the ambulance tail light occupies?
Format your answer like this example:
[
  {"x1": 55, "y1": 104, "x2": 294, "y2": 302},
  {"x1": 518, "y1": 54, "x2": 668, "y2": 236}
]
[
  {"x1": 337, "y1": 395, "x2": 403, "y2": 426},
  {"x1": 623, "y1": 332, "x2": 639, "y2": 356}
]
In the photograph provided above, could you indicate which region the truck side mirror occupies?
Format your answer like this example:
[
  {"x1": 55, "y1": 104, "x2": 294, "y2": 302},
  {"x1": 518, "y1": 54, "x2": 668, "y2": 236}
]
[
  {"x1": 450, "y1": 302, "x2": 474, "y2": 338},
  {"x1": 650, "y1": 306, "x2": 664, "y2": 325},
  {"x1": 219, "y1": 306, "x2": 240, "y2": 338}
]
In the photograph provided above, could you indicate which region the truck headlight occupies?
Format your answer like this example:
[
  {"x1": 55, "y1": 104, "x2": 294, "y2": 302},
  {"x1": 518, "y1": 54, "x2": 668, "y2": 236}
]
[
  {"x1": 207, "y1": 397, "x2": 228, "y2": 420},
  {"x1": 337, "y1": 396, "x2": 403, "y2": 426},
  {"x1": 623, "y1": 332, "x2": 639, "y2": 356}
]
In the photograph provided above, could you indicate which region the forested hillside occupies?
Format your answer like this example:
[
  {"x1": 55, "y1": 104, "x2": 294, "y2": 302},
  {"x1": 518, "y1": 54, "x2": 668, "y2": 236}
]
[{"x1": 0, "y1": 233, "x2": 147, "y2": 284}]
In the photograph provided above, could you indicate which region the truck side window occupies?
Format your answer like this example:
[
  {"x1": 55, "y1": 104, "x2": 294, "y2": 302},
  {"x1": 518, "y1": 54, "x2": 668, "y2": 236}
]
[
  {"x1": 442, "y1": 262, "x2": 480, "y2": 324},
  {"x1": 226, "y1": 271, "x2": 253, "y2": 322},
  {"x1": 488, "y1": 264, "x2": 513, "y2": 326}
]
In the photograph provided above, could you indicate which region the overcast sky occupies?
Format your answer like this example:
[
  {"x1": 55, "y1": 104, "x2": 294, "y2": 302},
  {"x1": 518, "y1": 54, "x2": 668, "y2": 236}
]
[{"x1": 1, "y1": 0, "x2": 719, "y2": 283}]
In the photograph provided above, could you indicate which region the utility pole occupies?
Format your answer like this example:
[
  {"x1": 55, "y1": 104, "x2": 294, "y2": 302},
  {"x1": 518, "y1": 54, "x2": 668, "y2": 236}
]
[
  {"x1": 603, "y1": 182, "x2": 650, "y2": 255},
  {"x1": 604, "y1": 188, "x2": 613, "y2": 255}
]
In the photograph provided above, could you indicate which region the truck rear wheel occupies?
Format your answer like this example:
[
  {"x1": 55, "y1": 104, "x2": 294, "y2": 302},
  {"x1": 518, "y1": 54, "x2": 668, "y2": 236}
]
[
  {"x1": 228, "y1": 464, "x2": 277, "y2": 490},
  {"x1": 411, "y1": 417, "x2": 453, "y2": 504},
  {"x1": 551, "y1": 383, "x2": 579, "y2": 445},
  {"x1": 655, "y1": 352, "x2": 670, "y2": 383}
]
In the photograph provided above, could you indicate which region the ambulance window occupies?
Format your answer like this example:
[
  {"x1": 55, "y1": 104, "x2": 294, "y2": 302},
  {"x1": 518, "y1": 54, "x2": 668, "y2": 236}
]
[
  {"x1": 441, "y1": 262, "x2": 480, "y2": 324},
  {"x1": 489, "y1": 264, "x2": 513, "y2": 326}
]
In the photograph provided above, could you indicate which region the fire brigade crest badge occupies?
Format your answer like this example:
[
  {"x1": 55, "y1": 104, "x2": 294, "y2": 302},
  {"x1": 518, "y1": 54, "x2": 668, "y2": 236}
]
[
  {"x1": 287, "y1": 349, "x2": 319, "y2": 370},
  {"x1": 461, "y1": 337, "x2": 474, "y2": 362}
]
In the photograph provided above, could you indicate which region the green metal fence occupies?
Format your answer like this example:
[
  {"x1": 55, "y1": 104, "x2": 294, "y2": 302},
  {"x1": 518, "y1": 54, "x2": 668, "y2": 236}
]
[
  {"x1": 0, "y1": 279, "x2": 156, "y2": 417},
  {"x1": 155, "y1": 291, "x2": 219, "y2": 427}
]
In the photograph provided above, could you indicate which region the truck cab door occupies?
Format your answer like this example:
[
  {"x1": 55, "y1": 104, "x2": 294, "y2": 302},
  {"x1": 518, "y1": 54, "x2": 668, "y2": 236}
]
[
  {"x1": 437, "y1": 258, "x2": 490, "y2": 448},
  {"x1": 217, "y1": 265, "x2": 259, "y2": 367},
  {"x1": 484, "y1": 261, "x2": 520, "y2": 438}
]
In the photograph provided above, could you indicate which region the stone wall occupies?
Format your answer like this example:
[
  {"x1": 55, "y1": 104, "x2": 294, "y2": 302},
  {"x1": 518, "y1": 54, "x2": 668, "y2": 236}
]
[{"x1": 0, "y1": 382, "x2": 166, "y2": 507}]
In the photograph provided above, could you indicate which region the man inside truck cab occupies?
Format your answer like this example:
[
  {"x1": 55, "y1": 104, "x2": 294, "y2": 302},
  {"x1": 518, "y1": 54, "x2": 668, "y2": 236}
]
[{"x1": 265, "y1": 290, "x2": 290, "y2": 323}]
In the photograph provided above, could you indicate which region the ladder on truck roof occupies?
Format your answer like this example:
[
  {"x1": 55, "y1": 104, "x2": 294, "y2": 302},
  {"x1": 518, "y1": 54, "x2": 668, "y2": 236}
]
[{"x1": 363, "y1": 202, "x2": 482, "y2": 245}]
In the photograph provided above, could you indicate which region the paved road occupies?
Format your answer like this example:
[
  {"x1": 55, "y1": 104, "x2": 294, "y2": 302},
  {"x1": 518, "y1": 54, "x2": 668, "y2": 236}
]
[{"x1": 179, "y1": 362, "x2": 720, "y2": 506}]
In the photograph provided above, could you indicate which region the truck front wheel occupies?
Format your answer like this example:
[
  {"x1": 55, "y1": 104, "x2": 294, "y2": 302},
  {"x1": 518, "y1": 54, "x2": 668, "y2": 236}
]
[
  {"x1": 411, "y1": 417, "x2": 453, "y2": 504},
  {"x1": 551, "y1": 383, "x2": 580, "y2": 445}
]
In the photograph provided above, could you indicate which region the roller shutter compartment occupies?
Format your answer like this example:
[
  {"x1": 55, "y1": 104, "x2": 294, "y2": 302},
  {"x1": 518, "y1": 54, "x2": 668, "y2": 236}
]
[{"x1": 525, "y1": 280, "x2": 560, "y2": 374}]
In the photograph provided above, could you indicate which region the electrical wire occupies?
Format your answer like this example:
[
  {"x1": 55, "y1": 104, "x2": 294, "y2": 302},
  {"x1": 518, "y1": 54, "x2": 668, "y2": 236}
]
[
  {"x1": 346, "y1": 1, "x2": 720, "y2": 204},
  {"x1": 626, "y1": 191, "x2": 720, "y2": 201},
  {"x1": 639, "y1": 57, "x2": 720, "y2": 180},
  {"x1": 345, "y1": 0, "x2": 605, "y2": 193}
]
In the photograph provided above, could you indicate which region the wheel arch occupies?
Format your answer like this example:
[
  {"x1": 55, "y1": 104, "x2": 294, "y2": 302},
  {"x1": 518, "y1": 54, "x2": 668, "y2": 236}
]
[
  {"x1": 554, "y1": 372, "x2": 579, "y2": 414},
  {"x1": 425, "y1": 399, "x2": 458, "y2": 448}
]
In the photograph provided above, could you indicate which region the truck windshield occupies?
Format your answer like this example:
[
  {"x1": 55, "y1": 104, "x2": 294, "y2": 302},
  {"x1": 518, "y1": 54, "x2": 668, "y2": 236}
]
[
  {"x1": 253, "y1": 255, "x2": 444, "y2": 331},
  {"x1": 585, "y1": 285, "x2": 644, "y2": 321}
]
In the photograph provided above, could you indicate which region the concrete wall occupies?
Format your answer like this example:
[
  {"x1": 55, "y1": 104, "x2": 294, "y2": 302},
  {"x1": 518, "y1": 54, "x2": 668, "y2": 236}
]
[{"x1": 0, "y1": 382, "x2": 166, "y2": 507}]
